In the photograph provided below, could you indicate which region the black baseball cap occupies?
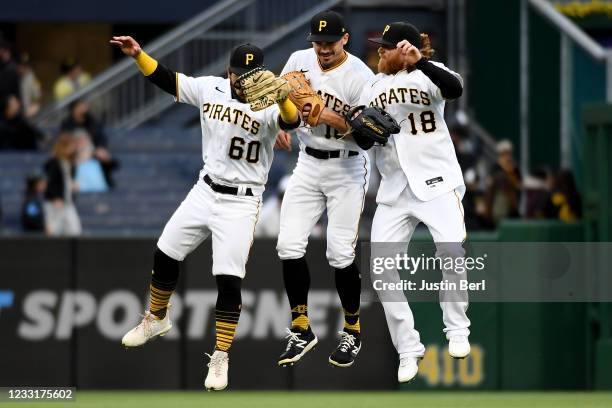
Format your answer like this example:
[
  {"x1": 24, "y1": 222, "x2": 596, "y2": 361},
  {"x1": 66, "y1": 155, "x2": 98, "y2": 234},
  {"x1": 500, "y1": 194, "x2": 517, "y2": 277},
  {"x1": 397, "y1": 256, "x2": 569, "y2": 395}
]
[
  {"x1": 306, "y1": 10, "x2": 347, "y2": 42},
  {"x1": 369, "y1": 22, "x2": 421, "y2": 48},
  {"x1": 229, "y1": 43, "x2": 264, "y2": 75}
]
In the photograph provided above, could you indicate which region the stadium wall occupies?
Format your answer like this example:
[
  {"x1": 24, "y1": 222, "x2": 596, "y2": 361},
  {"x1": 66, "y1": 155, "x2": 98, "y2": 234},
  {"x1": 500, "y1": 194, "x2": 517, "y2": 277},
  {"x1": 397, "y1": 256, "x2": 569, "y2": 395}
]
[{"x1": 0, "y1": 223, "x2": 594, "y2": 390}]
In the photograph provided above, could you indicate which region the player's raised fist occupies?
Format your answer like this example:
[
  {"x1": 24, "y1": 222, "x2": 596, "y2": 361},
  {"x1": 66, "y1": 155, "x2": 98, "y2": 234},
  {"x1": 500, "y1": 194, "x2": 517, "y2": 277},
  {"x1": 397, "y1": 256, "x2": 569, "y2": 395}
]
[
  {"x1": 397, "y1": 39, "x2": 422, "y2": 66},
  {"x1": 109, "y1": 36, "x2": 142, "y2": 58}
]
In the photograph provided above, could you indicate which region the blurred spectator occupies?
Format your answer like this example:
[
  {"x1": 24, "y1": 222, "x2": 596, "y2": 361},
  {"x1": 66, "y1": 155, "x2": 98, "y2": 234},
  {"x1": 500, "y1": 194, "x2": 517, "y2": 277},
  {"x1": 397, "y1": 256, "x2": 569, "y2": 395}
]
[
  {"x1": 0, "y1": 39, "x2": 20, "y2": 101},
  {"x1": 43, "y1": 133, "x2": 82, "y2": 236},
  {"x1": 73, "y1": 129, "x2": 108, "y2": 193},
  {"x1": 0, "y1": 94, "x2": 44, "y2": 150},
  {"x1": 450, "y1": 125, "x2": 479, "y2": 171},
  {"x1": 524, "y1": 167, "x2": 553, "y2": 219},
  {"x1": 484, "y1": 139, "x2": 522, "y2": 226},
  {"x1": 463, "y1": 168, "x2": 494, "y2": 230},
  {"x1": 53, "y1": 58, "x2": 91, "y2": 100},
  {"x1": 16, "y1": 52, "x2": 41, "y2": 118},
  {"x1": 548, "y1": 169, "x2": 582, "y2": 221},
  {"x1": 21, "y1": 173, "x2": 46, "y2": 232},
  {"x1": 61, "y1": 99, "x2": 119, "y2": 188}
]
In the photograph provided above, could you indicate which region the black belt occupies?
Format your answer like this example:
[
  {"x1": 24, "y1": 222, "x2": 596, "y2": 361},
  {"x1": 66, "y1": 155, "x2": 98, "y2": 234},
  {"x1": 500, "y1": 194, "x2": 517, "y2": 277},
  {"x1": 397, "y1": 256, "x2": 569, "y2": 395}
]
[
  {"x1": 305, "y1": 146, "x2": 358, "y2": 160},
  {"x1": 204, "y1": 174, "x2": 253, "y2": 196}
]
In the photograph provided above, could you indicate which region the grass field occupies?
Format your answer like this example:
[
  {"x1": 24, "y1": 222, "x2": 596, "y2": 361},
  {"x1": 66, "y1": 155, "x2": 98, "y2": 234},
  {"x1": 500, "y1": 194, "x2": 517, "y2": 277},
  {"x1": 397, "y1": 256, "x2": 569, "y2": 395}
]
[{"x1": 8, "y1": 391, "x2": 612, "y2": 408}]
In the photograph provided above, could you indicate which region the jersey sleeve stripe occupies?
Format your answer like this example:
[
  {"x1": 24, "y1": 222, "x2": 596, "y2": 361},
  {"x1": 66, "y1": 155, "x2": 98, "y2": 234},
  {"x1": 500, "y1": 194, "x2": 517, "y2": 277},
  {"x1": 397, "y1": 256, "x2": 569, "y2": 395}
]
[{"x1": 175, "y1": 73, "x2": 180, "y2": 102}]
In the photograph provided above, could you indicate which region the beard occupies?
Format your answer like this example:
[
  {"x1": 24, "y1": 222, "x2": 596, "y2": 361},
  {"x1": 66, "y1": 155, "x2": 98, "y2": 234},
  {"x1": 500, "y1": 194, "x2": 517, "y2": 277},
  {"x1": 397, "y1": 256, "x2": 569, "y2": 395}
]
[
  {"x1": 378, "y1": 54, "x2": 407, "y2": 75},
  {"x1": 230, "y1": 82, "x2": 247, "y2": 103}
]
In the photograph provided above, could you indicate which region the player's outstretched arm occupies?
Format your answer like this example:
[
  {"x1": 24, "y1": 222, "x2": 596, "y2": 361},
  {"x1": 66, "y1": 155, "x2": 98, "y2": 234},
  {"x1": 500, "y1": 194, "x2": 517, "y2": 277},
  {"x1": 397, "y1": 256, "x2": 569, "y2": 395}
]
[{"x1": 110, "y1": 36, "x2": 177, "y2": 97}]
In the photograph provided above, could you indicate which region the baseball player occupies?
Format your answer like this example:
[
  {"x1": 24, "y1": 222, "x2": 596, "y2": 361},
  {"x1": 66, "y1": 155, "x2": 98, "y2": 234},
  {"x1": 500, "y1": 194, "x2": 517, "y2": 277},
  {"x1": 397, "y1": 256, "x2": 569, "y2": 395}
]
[
  {"x1": 110, "y1": 36, "x2": 299, "y2": 391},
  {"x1": 275, "y1": 10, "x2": 375, "y2": 368},
  {"x1": 361, "y1": 22, "x2": 471, "y2": 383}
]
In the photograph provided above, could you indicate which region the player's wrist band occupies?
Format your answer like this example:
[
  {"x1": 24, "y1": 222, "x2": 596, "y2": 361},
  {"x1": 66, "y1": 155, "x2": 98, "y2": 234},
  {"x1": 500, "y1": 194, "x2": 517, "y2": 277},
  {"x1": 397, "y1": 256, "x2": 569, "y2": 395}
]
[
  {"x1": 135, "y1": 51, "x2": 158, "y2": 76},
  {"x1": 278, "y1": 98, "x2": 298, "y2": 123}
]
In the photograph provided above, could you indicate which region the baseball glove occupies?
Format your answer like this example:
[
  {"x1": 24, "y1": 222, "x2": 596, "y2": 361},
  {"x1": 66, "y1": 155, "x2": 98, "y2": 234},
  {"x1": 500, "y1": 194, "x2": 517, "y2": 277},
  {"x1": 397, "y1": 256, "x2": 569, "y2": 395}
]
[
  {"x1": 344, "y1": 105, "x2": 400, "y2": 150},
  {"x1": 238, "y1": 67, "x2": 291, "y2": 111},
  {"x1": 281, "y1": 71, "x2": 325, "y2": 127}
]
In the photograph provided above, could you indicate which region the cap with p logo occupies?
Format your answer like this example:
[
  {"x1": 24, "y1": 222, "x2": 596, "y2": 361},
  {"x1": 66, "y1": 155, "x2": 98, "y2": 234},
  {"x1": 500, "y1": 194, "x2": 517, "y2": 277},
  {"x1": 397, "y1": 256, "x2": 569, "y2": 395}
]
[
  {"x1": 369, "y1": 22, "x2": 421, "y2": 49},
  {"x1": 306, "y1": 10, "x2": 346, "y2": 42},
  {"x1": 229, "y1": 43, "x2": 264, "y2": 75}
]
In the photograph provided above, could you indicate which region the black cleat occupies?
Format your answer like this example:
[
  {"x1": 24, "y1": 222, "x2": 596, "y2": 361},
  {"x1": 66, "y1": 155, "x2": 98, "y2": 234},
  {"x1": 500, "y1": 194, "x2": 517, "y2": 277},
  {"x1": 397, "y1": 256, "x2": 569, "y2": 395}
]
[
  {"x1": 278, "y1": 327, "x2": 318, "y2": 367},
  {"x1": 329, "y1": 330, "x2": 361, "y2": 368}
]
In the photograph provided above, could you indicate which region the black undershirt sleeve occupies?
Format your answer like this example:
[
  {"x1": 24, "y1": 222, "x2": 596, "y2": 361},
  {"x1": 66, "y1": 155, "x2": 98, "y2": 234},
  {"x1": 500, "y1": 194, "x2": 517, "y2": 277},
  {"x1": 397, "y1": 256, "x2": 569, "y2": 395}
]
[
  {"x1": 414, "y1": 59, "x2": 463, "y2": 100},
  {"x1": 146, "y1": 62, "x2": 177, "y2": 98},
  {"x1": 278, "y1": 115, "x2": 301, "y2": 131}
]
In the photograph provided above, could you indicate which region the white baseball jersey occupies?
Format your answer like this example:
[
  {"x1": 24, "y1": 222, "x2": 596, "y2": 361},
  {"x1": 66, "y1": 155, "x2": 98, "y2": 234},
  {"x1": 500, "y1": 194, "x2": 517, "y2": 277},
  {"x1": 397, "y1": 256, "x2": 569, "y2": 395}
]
[
  {"x1": 281, "y1": 49, "x2": 374, "y2": 151},
  {"x1": 367, "y1": 63, "x2": 470, "y2": 357},
  {"x1": 157, "y1": 72, "x2": 288, "y2": 275},
  {"x1": 276, "y1": 48, "x2": 373, "y2": 268},
  {"x1": 359, "y1": 63, "x2": 465, "y2": 204},
  {"x1": 177, "y1": 73, "x2": 282, "y2": 195}
]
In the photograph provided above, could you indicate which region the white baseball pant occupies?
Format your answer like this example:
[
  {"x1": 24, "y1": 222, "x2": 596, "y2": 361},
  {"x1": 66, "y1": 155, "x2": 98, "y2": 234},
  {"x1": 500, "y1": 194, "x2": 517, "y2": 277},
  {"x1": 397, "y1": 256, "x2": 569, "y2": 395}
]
[
  {"x1": 277, "y1": 151, "x2": 370, "y2": 268},
  {"x1": 371, "y1": 182, "x2": 470, "y2": 359},
  {"x1": 157, "y1": 177, "x2": 261, "y2": 278}
]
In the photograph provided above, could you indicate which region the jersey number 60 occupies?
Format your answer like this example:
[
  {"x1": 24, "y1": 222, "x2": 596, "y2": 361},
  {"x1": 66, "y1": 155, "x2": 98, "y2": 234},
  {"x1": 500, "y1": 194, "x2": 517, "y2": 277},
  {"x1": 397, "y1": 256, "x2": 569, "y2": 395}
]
[{"x1": 229, "y1": 137, "x2": 261, "y2": 163}]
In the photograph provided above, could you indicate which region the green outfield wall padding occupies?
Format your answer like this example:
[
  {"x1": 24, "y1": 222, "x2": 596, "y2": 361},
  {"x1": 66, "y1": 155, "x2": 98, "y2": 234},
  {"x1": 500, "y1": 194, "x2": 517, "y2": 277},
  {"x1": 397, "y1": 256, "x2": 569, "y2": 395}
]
[
  {"x1": 498, "y1": 219, "x2": 584, "y2": 242},
  {"x1": 583, "y1": 103, "x2": 612, "y2": 243},
  {"x1": 582, "y1": 103, "x2": 612, "y2": 390},
  {"x1": 595, "y1": 339, "x2": 612, "y2": 390}
]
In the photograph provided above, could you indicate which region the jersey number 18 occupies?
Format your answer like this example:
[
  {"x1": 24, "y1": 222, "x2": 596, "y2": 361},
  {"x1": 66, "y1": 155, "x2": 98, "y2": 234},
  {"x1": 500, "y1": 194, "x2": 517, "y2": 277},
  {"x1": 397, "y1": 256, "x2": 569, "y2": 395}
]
[
  {"x1": 324, "y1": 124, "x2": 342, "y2": 139},
  {"x1": 407, "y1": 110, "x2": 437, "y2": 135}
]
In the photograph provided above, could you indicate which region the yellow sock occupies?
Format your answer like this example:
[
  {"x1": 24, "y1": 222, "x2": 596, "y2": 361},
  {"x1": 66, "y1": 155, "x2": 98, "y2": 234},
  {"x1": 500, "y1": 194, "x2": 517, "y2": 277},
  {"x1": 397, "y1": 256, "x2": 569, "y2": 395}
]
[
  {"x1": 291, "y1": 305, "x2": 310, "y2": 331},
  {"x1": 344, "y1": 309, "x2": 360, "y2": 333},
  {"x1": 149, "y1": 284, "x2": 172, "y2": 319},
  {"x1": 215, "y1": 310, "x2": 240, "y2": 352}
]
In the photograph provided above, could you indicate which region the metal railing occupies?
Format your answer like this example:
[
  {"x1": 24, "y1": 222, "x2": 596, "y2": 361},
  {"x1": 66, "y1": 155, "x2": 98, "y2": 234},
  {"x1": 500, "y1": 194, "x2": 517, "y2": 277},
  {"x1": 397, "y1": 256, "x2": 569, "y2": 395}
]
[
  {"x1": 522, "y1": 0, "x2": 612, "y2": 172},
  {"x1": 34, "y1": 0, "x2": 343, "y2": 131}
]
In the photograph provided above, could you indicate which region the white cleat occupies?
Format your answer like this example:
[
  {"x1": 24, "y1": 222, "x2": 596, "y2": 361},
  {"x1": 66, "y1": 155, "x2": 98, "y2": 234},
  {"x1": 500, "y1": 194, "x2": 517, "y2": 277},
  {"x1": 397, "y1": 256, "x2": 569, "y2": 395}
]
[
  {"x1": 204, "y1": 350, "x2": 229, "y2": 391},
  {"x1": 398, "y1": 357, "x2": 419, "y2": 383},
  {"x1": 121, "y1": 311, "x2": 172, "y2": 348},
  {"x1": 448, "y1": 335, "x2": 471, "y2": 359}
]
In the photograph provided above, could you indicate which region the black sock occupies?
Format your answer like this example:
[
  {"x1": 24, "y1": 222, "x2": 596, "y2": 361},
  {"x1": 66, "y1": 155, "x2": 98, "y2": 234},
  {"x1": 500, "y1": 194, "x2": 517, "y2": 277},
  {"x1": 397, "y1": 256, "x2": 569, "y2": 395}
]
[
  {"x1": 282, "y1": 257, "x2": 311, "y2": 332},
  {"x1": 335, "y1": 262, "x2": 361, "y2": 335},
  {"x1": 149, "y1": 248, "x2": 180, "y2": 319},
  {"x1": 215, "y1": 275, "x2": 242, "y2": 352}
]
